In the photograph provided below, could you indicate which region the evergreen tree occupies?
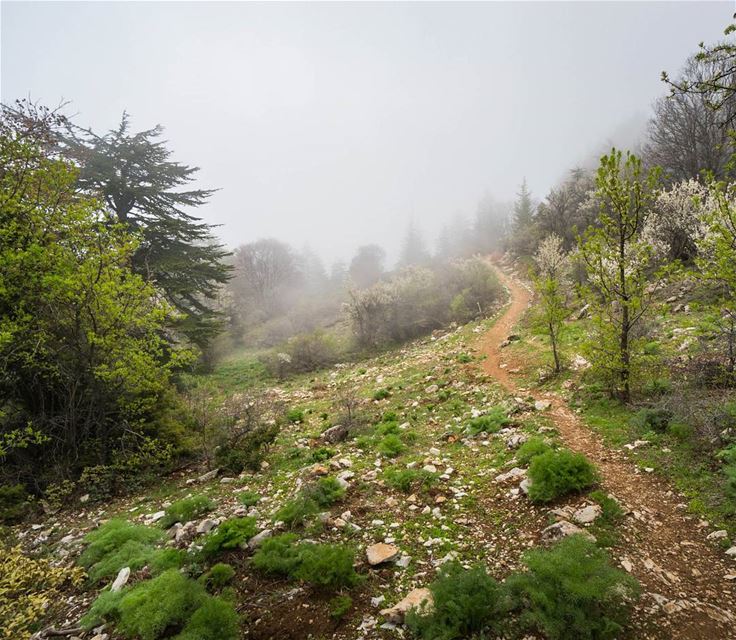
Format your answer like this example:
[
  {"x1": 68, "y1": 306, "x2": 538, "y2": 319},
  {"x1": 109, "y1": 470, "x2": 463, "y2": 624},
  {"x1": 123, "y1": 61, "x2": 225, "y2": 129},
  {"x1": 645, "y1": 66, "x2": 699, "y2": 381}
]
[
  {"x1": 398, "y1": 221, "x2": 430, "y2": 267},
  {"x1": 66, "y1": 114, "x2": 231, "y2": 348},
  {"x1": 513, "y1": 178, "x2": 535, "y2": 230}
]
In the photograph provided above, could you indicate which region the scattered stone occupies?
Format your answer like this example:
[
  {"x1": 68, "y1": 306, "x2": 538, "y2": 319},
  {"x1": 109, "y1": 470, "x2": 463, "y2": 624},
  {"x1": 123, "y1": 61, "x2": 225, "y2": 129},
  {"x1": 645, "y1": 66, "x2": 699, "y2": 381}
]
[
  {"x1": 197, "y1": 469, "x2": 218, "y2": 483},
  {"x1": 572, "y1": 504, "x2": 602, "y2": 525},
  {"x1": 311, "y1": 464, "x2": 329, "y2": 476},
  {"x1": 506, "y1": 433, "x2": 528, "y2": 449},
  {"x1": 495, "y1": 467, "x2": 526, "y2": 484},
  {"x1": 371, "y1": 595, "x2": 386, "y2": 607},
  {"x1": 707, "y1": 530, "x2": 728, "y2": 541},
  {"x1": 621, "y1": 558, "x2": 634, "y2": 573},
  {"x1": 380, "y1": 588, "x2": 433, "y2": 623},
  {"x1": 248, "y1": 529, "x2": 272, "y2": 550},
  {"x1": 422, "y1": 464, "x2": 437, "y2": 473},
  {"x1": 541, "y1": 520, "x2": 594, "y2": 543},
  {"x1": 519, "y1": 478, "x2": 531, "y2": 495},
  {"x1": 110, "y1": 566, "x2": 130, "y2": 592},
  {"x1": 429, "y1": 447, "x2": 441, "y2": 456},
  {"x1": 534, "y1": 400, "x2": 552, "y2": 411},
  {"x1": 219, "y1": 477, "x2": 235, "y2": 484},
  {"x1": 196, "y1": 519, "x2": 218, "y2": 534},
  {"x1": 148, "y1": 511, "x2": 166, "y2": 523},
  {"x1": 79, "y1": 494, "x2": 90, "y2": 504},
  {"x1": 623, "y1": 440, "x2": 650, "y2": 450},
  {"x1": 725, "y1": 546, "x2": 736, "y2": 558},
  {"x1": 425, "y1": 384, "x2": 439, "y2": 394},
  {"x1": 366, "y1": 542, "x2": 400, "y2": 565},
  {"x1": 322, "y1": 424, "x2": 348, "y2": 444}
]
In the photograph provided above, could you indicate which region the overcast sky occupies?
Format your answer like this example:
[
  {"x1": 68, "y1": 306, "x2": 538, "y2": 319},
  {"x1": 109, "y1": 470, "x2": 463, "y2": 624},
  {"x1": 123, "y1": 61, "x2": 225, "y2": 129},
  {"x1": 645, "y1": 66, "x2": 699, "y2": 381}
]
[{"x1": 1, "y1": 1, "x2": 732, "y2": 264}]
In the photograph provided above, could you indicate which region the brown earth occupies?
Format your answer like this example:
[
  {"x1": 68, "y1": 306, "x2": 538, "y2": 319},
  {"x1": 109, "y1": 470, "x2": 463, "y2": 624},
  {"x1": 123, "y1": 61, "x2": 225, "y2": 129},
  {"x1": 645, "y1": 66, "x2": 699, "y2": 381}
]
[{"x1": 478, "y1": 263, "x2": 736, "y2": 640}]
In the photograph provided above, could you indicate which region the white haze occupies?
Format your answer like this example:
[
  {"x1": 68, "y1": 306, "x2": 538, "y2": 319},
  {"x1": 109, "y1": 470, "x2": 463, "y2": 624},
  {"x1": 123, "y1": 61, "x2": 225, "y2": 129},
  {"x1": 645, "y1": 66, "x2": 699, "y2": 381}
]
[{"x1": 1, "y1": 1, "x2": 731, "y2": 264}]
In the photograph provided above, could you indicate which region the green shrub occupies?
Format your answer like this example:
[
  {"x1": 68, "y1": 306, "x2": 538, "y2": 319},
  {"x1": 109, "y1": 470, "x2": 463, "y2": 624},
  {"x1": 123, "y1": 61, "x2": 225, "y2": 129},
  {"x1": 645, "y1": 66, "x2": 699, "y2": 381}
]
[
  {"x1": 199, "y1": 563, "x2": 236, "y2": 590},
  {"x1": 0, "y1": 483, "x2": 31, "y2": 523},
  {"x1": 465, "y1": 408, "x2": 510, "y2": 435},
  {"x1": 507, "y1": 535, "x2": 639, "y2": 639},
  {"x1": 375, "y1": 420, "x2": 400, "y2": 436},
  {"x1": 329, "y1": 594, "x2": 353, "y2": 620},
  {"x1": 304, "y1": 477, "x2": 346, "y2": 507},
  {"x1": 457, "y1": 353, "x2": 473, "y2": 363},
  {"x1": 377, "y1": 434, "x2": 405, "y2": 457},
  {"x1": 631, "y1": 408, "x2": 673, "y2": 434},
  {"x1": 527, "y1": 449, "x2": 598, "y2": 503},
  {"x1": 355, "y1": 435, "x2": 373, "y2": 450},
  {"x1": 642, "y1": 377, "x2": 672, "y2": 396},
  {"x1": 79, "y1": 519, "x2": 163, "y2": 583},
  {"x1": 516, "y1": 437, "x2": 553, "y2": 466},
  {"x1": 116, "y1": 569, "x2": 206, "y2": 640},
  {"x1": 160, "y1": 495, "x2": 215, "y2": 529},
  {"x1": 174, "y1": 596, "x2": 239, "y2": 640},
  {"x1": 251, "y1": 533, "x2": 302, "y2": 575},
  {"x1": 80, "y1": 588, "x2": 126, "y2": 628},
  {"x1": 238, "y1": 491, "x2": 261, "y2": 508},
  {"x1": 149, "y1": 548, "x2": 187, "y2": 575},
  {"x1": 287, "y1": 408, "x2": 305, "y2": 423},
  {"x1": 310, "y1": 447, "x2": 335, "y2": 462},
  {"x1": 200, "y1": 517, "x2": 258, "y2": 559},
  {"x1": 383, "y1": 411, "x2": 398, "y2": 422},
  {"x1": 406, "y1": 561, "x2": 507, "y2": 639},
  {"x1": 668, "y1": 421, "x2": 692, "y2": 440},
  {"x1": 214, "y1": 424, "x2": 279, "y2": 474},
  {"x1": 274, "y1": 495, "x2": 318, "y2": 528},
  {"x1": 384, "y1": 468, "x2": 437, "y2": 493},
  {"x1": 373, "y1": 388, "x2": 391, "y2": 401},
  {"x1": 252, "y1": 535, "x2": 359, "y2": 590}
]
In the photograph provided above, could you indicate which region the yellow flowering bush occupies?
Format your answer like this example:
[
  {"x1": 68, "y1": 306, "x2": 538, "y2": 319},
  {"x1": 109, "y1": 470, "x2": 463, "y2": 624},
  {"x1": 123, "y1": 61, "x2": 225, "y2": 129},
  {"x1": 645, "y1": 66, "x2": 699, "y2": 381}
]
[{"x1": 0, "y1": 544, "x2": 85, "y2": 640}]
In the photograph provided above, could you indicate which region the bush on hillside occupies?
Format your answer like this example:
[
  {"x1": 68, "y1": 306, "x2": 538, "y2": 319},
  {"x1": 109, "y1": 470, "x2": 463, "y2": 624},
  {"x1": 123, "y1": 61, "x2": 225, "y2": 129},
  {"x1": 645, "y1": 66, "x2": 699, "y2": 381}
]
[
  {"x1": 200, "y1": 517, "x2": 258, "y2": 559},
  {"x1": 160, "y1": 495, "x2": 215, "y2": 529},
  {"x1": 527, "y1": 449, "x2": 598, "y2": 503},
  {"x1": 516, "y1": 437, "x2": 553, "y2": 466},
  {"x1": 465, "y1": 408, "x2": 510, "y2": 435},
  {"x1": 507, "y1": 535, "x2": 639, "y2": 639},
  {"x1": 406, "y1": 561, "x2": 508, "y2": 640}
]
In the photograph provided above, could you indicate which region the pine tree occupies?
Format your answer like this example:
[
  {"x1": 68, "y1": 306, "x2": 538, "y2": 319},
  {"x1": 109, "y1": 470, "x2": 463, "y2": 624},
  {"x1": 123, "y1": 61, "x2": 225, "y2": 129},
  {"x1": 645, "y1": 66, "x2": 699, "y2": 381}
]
[
  {"x1": 398, "y1": 221, "x2": 430, "y2": 267},
  {"x1": 66, "y1": 114, "x2": 231, "y2": 348},
  {"x1": 513, "y1": 179, "x2": 535, "y2": 230}
]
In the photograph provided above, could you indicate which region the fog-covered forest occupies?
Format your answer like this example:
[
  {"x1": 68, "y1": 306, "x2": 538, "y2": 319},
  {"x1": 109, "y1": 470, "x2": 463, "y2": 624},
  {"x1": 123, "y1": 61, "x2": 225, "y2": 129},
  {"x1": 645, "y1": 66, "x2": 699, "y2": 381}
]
[{"x1": 3, "y1": 3, "x2": 736, "y2": 640}]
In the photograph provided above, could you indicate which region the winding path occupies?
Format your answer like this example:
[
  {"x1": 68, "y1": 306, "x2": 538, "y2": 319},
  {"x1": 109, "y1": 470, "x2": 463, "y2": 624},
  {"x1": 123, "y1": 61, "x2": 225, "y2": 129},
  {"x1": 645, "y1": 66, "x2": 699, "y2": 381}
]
[{"x1": 479, "y1": 264, "x2": 736, "y2": 639}]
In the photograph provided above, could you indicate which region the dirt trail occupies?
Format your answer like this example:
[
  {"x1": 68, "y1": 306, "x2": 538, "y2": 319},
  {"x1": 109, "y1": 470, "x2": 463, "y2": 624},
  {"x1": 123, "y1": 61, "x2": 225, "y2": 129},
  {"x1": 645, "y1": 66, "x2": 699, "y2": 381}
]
[{"x1": 479, "y1": 264, "x2": 736, "y2": 639}]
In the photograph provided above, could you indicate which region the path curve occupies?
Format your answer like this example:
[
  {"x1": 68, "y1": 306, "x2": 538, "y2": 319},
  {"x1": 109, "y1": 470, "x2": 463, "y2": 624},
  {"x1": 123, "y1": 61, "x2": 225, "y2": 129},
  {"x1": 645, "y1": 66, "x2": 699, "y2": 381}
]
[{"x1": 479, "y1": 263, "x2": 736, "y2": 640}]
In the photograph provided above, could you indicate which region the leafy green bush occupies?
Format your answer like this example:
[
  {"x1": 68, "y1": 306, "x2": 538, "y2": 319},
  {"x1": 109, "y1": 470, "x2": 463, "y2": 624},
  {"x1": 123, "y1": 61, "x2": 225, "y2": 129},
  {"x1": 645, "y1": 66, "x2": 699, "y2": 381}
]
[
  {"x1": 174, "y1": 596, "x2": 239, "y2": 640},
  {"x1": 199, "y1": 563, "x2": 235, "y2": 590},
  {"x1": 383, "y1": 410, "x2": 398, "y2": 422},
  {"x1": 377, "y1": 434, "x2": 405, "y2": 457},
  {"x1": 355, "y1": 435, "x2": 373, "y2": 450},
  {"x1": 516, "y1": 437, "x2": 553, "y2": 466},
  {"x1": 457, "y1": 353, "x2": 473, "y2": 363},
  {"x1": 251, "y1": 533, "x2": 302, "y2": 575},
  {"x1": 383, "y1": 468, "x2": 437, "y2": 493},
  {"x1": 274, "y1": 496, "x2": 319, "y2": 528},
  {"x1": 160, "y1": 495, "x2": 215, "y2": 529},
  {"x1": 200, "y1": 517, "x2": 257, "y2": 559},
  {"x1": 310, "y1": 446, "x2": 335, "y2": 462},
  {"x1": 527, "y1": 449, "x2": 598, "y2": 503},
  {"x1": 286, "y1": 408, "x2": 305, "y2": 423},
  {"x1": 631, "y1": 408, "x2": 673, "y2": 434},
  {"x1": 373, "y1": 388, "x2": 391, "y2": 401},
  {"x1": 507, "y1": 535, "x2": 639, "y2": 639},
  {"x1": 252, "y1": 534, "x2": 360, "y2": 590},
  {"x1": 304, "y1": 476, "x2": 346, "y2": 507},
  {"x1": 237, "y1": 491, "x2": 261, "y2": 507},
  {"x1": 214, "y1": 424, "x2": 279, "y2": 474},
  {"x1": 79, "y1": 519, "x2": 163, "y2": 583},
  {"x1": 116, "y1": 569, "x2": 206, "y2": 640},
  {"x1": 0, "y1": 483, "x2": 31, "y2": 523},
  {"x1": 375, "y1": 420, "x2": 400, "y2": 436},
  {"x1": 465, "y1": 408, "x2": 510, "y2": 435},
  {"x1": 406, "y1": 561, "x2": 507, "y2": 639},
  {"x1": 329, "y1": 594, "x2": 353, "y2": 620}
]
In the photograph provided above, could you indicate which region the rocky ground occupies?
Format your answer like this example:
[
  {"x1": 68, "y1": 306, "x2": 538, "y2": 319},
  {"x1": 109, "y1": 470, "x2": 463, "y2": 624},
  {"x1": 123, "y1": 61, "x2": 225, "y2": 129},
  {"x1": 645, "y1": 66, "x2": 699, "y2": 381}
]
[{"x1": 16, "y1": 264, "x2": 736, "y2": 640}]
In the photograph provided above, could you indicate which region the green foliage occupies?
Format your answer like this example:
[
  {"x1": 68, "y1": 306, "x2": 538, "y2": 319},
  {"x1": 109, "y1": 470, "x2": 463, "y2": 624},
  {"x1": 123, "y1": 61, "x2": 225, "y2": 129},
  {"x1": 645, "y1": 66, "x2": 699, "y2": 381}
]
[
  {"x1": 310, "y1": 447, "x2": 335, "y2": 462},
  {"x1": 383, "y1": 468, "x2": 437, "y2": 493},
  {"x1": 457, "y1": 353, "x2": 473, "y2": 364},
  {"x1": 286, "y1": 408, "x2": 305, "y2": 423},
  {"x1": 200, "y1": 517, "x2": 258, "y2": 559},
  {"x1": 252, "y1": 534, "x2": 360, "y2": 590},
  {"x1": 0, "y1": 484, "x2": 31, "y2": 523},
  {"x1": 214, "y1": 423, "x2": 279, "y2": 474},
  {"x1": 527, "y1": 450, "x2": 598, "y2": 503},
  {"x1": 0, "y1": 113, "x2": 193, "y2": 488},
  {"x1": 173, "y1": 596, "x2": 239, "y2": 640},
  {"x1": 588, "y1": 490, "x2": 625, "y2": 548},
  {"x1": 160, "y1": 495, "x2": 215, "y2": 529},
  {"x1": 465, "y1": 408, "x2": 510, "y2": 435},
  {"x1": 79, "y1": 519, "x2": 163, "y2": 583},
  {"x1": 507, "y1": 535, "x2": 639, "y2": 639},
  {"x1": 199, "y1": 563, "x2": 236, "y2": 590},
  {"x1": 375, "y1": 420, "x2": 400, "y2": 435},
  {"x1": 237, "y1": 491, "x2": 261, "y2": 507},
  {"x1": 373, "y1": 388, "x2": 391, "y2": 401},
  {"x1": 631, "y1": 408, "x2": 673, "y2": 434},
  {"x1": 516, "y1": 437, "x2": 553, "y2": 466},
  {"x1": 377, "y1": 434, "x2": 405, "y2": 457},
  {"x1": 329, "y1": 594, "x2": 353, "y2": 620},
  {"x1": 304, "y1": 476, "x2": 346, "y2": 507},
  {"x1": 406, "y1": 561, "x2": 508, "y2": 640}
]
